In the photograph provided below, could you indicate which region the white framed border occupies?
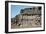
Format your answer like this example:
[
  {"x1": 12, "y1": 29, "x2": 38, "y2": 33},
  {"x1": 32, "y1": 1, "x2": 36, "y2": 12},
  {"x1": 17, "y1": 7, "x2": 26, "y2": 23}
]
[{"x1": 8, "y1": 2, "x2": 44, "y2": 32}]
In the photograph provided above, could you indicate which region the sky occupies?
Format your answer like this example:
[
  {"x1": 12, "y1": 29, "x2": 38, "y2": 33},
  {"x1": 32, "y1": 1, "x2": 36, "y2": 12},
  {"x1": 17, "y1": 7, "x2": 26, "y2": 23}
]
[{"x1": 11, "y1": 5, "x2": 32, "y2": 18}]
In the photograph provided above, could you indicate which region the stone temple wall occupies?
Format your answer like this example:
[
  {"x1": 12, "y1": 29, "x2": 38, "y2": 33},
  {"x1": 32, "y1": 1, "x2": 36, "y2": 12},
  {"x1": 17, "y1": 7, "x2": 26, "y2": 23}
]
[{"x1": 17, "y1": 15, "x2": 41, "y2": 27}]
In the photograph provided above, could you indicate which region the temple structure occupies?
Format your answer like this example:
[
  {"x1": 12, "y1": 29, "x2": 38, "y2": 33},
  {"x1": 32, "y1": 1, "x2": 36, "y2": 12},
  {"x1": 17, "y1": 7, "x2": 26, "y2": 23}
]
[{"x1": 11, "y1": 7, "x2": 41, "y2": 28}]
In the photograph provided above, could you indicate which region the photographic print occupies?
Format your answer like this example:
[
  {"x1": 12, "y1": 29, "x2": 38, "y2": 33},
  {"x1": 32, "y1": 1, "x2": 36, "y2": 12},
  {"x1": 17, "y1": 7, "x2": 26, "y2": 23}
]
[
  {"x1": 11, "y1": 5, "x2": 41, "y2": 29},
  {"x1": 5, "y1": 1, "x2": 45, "y2": 33}
]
